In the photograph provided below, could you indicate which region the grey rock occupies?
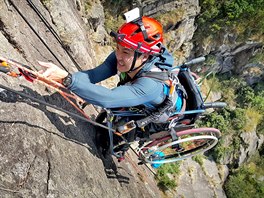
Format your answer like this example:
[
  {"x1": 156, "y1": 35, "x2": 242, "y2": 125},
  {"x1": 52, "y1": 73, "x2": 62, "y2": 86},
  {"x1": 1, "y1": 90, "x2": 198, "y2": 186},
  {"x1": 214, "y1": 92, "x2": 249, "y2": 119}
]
[
  {"x1": 176, "y1": 158, "x2": 227, "y2": 198},
  {"x1": 239, "y1": 132, "x2": 264, "y2": 165},
  {"x1": 0, "y1": 0, "x2": 162, "y2": 197}
]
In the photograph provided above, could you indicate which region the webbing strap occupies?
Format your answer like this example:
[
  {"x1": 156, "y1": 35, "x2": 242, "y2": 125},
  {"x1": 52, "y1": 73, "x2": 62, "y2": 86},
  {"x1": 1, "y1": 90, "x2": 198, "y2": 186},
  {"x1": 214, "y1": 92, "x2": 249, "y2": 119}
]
[
  {"x1": 170, "y1": 128, "x2": 178, "y2": 141},
  {"x1": 136, "y1": 19, "x2": 148, "y2": 40}
]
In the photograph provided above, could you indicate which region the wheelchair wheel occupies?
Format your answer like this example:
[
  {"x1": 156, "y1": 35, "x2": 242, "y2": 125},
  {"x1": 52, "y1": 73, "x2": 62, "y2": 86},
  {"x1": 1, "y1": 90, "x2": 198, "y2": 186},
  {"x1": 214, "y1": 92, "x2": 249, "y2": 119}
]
[{"x1": 139, "y1": 128, "x2": 220, "y2": 164}]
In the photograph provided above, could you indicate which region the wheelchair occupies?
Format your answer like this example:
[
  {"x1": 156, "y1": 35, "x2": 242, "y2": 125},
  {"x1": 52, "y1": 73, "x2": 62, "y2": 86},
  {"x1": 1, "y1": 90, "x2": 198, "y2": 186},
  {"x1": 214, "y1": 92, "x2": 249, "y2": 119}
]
[{"x1": 95, "y1": 57, "x2": 226, "y2": 165}]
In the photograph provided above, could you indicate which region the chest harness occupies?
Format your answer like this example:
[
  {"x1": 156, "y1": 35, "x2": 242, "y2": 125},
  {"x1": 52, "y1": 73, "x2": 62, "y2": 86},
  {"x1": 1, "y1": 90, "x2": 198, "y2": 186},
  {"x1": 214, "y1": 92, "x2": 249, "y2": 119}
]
[{"x1": 118, "y1": 68, "x2": 187, "y2": 124}]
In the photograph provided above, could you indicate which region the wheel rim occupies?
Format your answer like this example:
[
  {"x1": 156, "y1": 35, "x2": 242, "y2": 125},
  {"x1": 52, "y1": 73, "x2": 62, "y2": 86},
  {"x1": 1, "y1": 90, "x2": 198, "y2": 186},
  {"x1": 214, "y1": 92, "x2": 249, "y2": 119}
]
[{"x1": 140, "y1": 131, "x2": 219, "y2": 164}]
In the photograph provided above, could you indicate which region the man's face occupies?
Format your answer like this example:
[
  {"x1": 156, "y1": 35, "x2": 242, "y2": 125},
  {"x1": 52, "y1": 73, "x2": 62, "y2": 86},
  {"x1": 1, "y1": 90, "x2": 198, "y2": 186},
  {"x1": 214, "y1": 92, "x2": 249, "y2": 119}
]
[{"x1": 115, "y1": 44, "x2": 147, "y2": 73}]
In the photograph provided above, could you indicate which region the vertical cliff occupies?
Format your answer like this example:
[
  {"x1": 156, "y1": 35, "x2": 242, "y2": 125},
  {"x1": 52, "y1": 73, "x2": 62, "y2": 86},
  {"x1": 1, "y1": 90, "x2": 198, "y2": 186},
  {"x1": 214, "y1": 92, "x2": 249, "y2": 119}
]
[{"x1": 0, "y1": 0, "x2": 161, "y2": 197}]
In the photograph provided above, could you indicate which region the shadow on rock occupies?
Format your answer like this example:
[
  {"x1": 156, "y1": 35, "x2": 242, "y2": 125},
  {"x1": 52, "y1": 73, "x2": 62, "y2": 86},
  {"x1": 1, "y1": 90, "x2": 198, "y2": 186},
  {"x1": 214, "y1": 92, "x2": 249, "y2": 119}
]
[
  {"x1": 0, "y1": 86, "x2": 97, "y2": 155},
  {"x1": 0, "y1": 85, "x2": 130, "y2": 183},
  {"x1": 101, "y1": 154, "x2": 130, "y2": 185}
]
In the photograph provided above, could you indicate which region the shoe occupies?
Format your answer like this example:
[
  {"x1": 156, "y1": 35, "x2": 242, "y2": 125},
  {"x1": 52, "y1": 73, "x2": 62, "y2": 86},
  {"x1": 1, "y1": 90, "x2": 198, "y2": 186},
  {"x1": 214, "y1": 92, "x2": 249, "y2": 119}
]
[
  {"x1": 150, "y1": 151, "x2": 165, "y2": 168},
  {"x1": 118, "y1": 156, "x2": 125, "y2": 162},
  {"x1": 116, "y1": 151, "x2": 125, "y2": 162}
]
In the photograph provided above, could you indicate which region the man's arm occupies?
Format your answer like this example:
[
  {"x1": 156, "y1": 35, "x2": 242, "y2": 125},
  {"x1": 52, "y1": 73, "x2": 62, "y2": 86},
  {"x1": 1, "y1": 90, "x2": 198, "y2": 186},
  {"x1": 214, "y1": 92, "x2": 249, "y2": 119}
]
[
  {"x1": 72, "y1": 52, "x2": 117, "y2": 84},
  {"x1": 68, "y1": 77, "x2": 165, "y2": 108}
]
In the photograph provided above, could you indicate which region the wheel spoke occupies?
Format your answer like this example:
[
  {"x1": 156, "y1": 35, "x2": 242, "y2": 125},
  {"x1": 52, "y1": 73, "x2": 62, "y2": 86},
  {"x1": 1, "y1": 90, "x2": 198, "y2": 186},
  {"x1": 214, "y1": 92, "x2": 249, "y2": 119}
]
[{"x1": 139, "y1": 128, "x2": 221, "y2": 164}]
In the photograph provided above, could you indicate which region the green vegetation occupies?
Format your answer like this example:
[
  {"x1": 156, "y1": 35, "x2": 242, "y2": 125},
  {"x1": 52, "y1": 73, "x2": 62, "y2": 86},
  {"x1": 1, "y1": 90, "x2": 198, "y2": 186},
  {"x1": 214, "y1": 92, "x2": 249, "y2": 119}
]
[
  {"x1": 224, "y1": 154, "x2": 264, "y2": 198},
  {"x1": 155, "y1": 163, "x2": 180, "y2": 191},
  {"x1": 84, "y1": 1, "x2": 92, "y2": 14},
  {"x1": 156, "y1": 9, "x2": 184, "y2": 50},
  {"x1": 155, "y1": 10, "x2": 184, "y2": 28},
  {"x1": 203, "y1": 76, "x2": 263, "y2": 132},
  {"x1": 198, "y1": 76, "x2": 264, "y2": 162},
  {"x1": 102, "y1": 0, "x2": 133, "y2": 32},
  {"x1": 192, "y1": 154, "x2": 204, "y2": 166},
  {"x1": 249, "y1": 48, "x2": 264, "y2": 64},
  {"x1": 197, "y1": 0, "x2": 264, "y2": 39},
  {"x1": 40, "y1": 0, "x2": 51, "y2": 7}
]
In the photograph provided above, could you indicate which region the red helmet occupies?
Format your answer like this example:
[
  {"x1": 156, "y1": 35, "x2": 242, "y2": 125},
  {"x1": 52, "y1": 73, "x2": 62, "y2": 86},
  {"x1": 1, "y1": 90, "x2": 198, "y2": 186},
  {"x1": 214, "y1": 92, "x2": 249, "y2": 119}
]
[{"x1": 111, "y1": 16, "x2": 163, "y2": 55}]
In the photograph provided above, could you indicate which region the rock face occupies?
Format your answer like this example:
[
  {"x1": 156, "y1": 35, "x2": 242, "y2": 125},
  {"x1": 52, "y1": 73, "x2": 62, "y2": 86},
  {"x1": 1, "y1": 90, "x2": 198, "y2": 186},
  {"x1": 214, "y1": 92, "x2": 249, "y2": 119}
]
[
  {"x1": 194, "y1": 32, "x2": 264, "y2": 86},
  {"x1": 238, "y1": 131, "x2": 264, "y2": 166},
  {"x1": 175, "y1": 158, "x2": 227, "y2": 198},
  {"x1": 0, "y1": 0, "x2": 161, "y2": 197}
]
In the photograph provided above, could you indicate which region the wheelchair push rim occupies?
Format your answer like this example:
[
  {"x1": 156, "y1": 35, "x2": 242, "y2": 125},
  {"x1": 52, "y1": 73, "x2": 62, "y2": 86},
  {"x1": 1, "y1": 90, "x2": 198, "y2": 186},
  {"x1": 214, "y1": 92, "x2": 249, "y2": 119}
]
[{"x1": 139, "y1": 128, "x2": 220, "y2": 164}]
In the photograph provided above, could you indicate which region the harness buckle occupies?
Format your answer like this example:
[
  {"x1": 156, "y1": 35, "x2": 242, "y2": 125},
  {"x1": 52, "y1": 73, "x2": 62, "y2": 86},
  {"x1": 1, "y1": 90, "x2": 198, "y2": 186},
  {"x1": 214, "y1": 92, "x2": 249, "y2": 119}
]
[{"x1": 117, "y1": 120, "x2": 136, "y2": 134}]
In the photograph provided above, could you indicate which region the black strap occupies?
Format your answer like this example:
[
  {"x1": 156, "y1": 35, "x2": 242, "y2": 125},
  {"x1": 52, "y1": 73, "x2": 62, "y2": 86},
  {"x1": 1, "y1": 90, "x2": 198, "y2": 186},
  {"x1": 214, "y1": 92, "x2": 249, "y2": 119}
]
[
  {"x1": 136, "y1": 19, "x2": 148, "y2": 40},
  {"x1": 0, "y1": 66, "x2": 10, "y2": 74},
  {"x1": 128, "y1": 51, "x2": 139, "y2": 72},
  {"x1": 128, "y1": 43, "x2": 143, "y2": 73},
  {"x1": 140, "y1": 71, "x2": 170, "y2": 81}
]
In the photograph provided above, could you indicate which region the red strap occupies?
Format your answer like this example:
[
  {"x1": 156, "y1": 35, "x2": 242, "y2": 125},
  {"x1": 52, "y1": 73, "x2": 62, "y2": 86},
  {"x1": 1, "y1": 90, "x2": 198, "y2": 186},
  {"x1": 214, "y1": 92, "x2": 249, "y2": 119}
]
[{"x1": 18, "y1": 68, "x2": 36, "y2": 82}]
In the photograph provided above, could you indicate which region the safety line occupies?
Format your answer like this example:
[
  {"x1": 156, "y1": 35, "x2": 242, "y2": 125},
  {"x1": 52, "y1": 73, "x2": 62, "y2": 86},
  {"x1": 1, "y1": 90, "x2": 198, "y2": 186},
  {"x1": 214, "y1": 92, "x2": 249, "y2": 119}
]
[
  {"x1": 0, "y1": 84, "x2": 113, "y2": 131},
  {"x1": 8, "y1": 0, "x2": 69, "y2": 72},
  {"x1": 26, "y1": 0, "x2": 82, "y2": 71}
]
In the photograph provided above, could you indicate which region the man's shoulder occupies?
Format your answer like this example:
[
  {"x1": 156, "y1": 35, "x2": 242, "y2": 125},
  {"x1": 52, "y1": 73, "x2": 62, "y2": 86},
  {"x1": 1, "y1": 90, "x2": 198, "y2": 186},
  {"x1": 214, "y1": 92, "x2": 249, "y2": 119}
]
[{"x1": 133, "y1": 75, "x2": 164, "y2": 85}]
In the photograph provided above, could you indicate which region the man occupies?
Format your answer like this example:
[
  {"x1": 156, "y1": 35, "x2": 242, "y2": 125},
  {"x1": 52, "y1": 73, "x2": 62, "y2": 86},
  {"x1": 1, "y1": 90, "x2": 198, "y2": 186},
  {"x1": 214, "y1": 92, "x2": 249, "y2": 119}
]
[{"x1": 38, "y1": 16, "x2": 183, "y2": 159}]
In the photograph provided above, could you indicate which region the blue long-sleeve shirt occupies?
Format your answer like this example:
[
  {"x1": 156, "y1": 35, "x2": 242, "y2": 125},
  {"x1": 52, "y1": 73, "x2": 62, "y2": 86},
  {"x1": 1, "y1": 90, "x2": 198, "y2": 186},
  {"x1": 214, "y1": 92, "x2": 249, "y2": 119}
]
[{"x1": 68, "y1": 49, "x2": 181, "y2": 110}]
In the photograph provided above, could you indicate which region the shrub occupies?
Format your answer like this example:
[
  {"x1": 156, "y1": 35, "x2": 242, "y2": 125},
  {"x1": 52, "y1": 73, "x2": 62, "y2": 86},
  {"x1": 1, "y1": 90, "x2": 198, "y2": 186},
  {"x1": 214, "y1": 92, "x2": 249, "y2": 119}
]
[
  {"x1": 230, "y1": 108, "x2": 246, "y2": 130},
  {"x1": 102, "y1": 0, "x2": 133, "y2": 32},
  {"x1": 212, "y1": 140, "x2": 233, "y2": 163},
  {"x1": 198, "y1": 75, "x2": 264, "y2": 163},
  {"x1": 225, "y1": 156, "x2": 264, "y2": 198},
  {"x1": 236, "y1": 86, "x2": 255, "y2": 108},
  {"x1": 200, "y1": 109, "x2": 230, "y2": 134},
  {"x1": 197, "y1": 0, "x2": 264, "y2": 38},
  {"x1": 155, "y1": 163, "x2": 180, "y2": 191},
  {"x1": 192, "y1": 155, "x2": 204, "y2": 166},
  {"x1": 40, "y1": 0, "x2": 51, "y2": 7},
  {"x1": 252, "y1": 90, "x2": 264, "y2": 111},
  {"x1": 225, "y1": 170, "x2": 263, "y2": 198},
  {"x1": 244, "y1": 108, "x2": 263, "y2": 132}
]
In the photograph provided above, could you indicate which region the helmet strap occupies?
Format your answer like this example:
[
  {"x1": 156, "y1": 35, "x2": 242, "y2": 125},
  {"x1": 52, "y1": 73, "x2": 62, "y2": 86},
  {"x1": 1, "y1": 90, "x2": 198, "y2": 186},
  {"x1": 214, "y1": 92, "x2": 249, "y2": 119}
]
[
  {"x1": 135, "y1": 19, "x2": 148, "y2": 40},
  {"x1": 128, "y1": 42, "x2": 143, "y2": 73},
  {"x1": 128, "y1": 52, "x2": 149, "y2": 74},
  {"x1": 128, "y1": 51, "x2": 139, "y2": 73}
]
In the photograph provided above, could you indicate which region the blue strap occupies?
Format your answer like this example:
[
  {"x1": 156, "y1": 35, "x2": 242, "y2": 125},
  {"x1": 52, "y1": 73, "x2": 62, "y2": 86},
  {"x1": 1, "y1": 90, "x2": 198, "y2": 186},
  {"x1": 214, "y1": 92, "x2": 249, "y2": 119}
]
[
  {"x1": 163, "y1": 84, "x2": 170, "y2": 96},
  {"x1": 175, "y1": 90, "x2": 183, "y2": 112}
]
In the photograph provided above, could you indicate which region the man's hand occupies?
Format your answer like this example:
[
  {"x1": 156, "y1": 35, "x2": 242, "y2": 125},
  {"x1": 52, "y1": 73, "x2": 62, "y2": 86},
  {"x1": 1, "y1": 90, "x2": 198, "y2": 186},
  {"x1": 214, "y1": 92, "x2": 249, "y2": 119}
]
[{"x1": 38, "y1": 61, "x2": 68, "y2": 83}]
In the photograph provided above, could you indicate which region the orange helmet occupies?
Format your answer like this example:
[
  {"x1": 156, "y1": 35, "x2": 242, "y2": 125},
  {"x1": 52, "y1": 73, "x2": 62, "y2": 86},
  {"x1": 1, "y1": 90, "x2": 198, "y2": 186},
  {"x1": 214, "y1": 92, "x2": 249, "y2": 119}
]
[{"x1": 110, "y1": 16, "x2": 163, "y2": 55}]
